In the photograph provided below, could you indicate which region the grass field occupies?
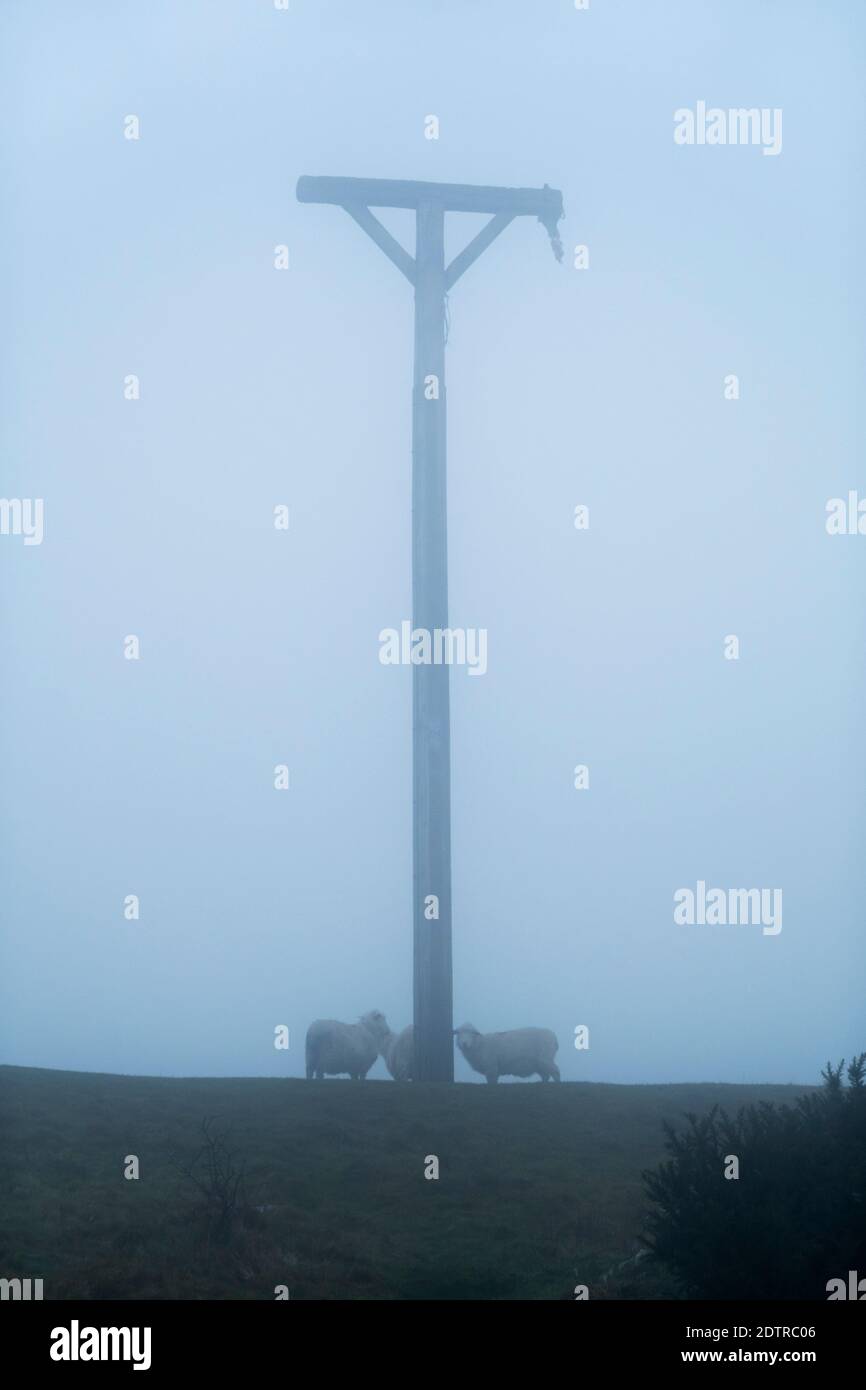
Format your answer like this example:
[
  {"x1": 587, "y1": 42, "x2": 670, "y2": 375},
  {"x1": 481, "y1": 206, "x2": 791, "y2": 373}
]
[{"x1": 0, "y1": 1066, "x2": 813, "y2": 1300}]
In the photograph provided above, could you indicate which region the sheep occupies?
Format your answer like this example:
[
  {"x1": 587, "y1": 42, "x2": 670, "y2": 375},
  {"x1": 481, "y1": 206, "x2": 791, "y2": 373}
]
[
  {"x1": 305, "y1": 1010, "x2": 389, "y2": 1080},
  {"x1": 453, "y1": 1023, "x2": 560, "y2": 1084},
  {"x1": 380, "y1": 1024, "x2": 414, "y2": 1082}
]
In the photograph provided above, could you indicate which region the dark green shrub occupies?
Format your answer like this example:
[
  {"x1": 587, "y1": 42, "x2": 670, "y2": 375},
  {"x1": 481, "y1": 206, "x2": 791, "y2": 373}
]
[{"x1": 643, "y1": 1055, "x2": 866, "y2": 1299}]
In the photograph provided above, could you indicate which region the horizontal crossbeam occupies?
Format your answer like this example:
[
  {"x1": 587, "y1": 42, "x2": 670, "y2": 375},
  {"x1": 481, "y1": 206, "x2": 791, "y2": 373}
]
[{"x1": 297, "y1": 175, "x2": 563, "y2": 225}]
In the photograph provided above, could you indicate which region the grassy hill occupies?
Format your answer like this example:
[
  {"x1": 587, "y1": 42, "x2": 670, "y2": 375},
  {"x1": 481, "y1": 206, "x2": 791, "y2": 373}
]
[{"x1": 0, "y1": 1066, "x2": 813, "y2": 1300}]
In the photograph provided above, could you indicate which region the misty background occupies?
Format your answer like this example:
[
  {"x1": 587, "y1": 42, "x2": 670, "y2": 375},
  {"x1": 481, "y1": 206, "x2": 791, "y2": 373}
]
[{"x1": 1, "y1": 0, "x2": 863, "y2": 1084}]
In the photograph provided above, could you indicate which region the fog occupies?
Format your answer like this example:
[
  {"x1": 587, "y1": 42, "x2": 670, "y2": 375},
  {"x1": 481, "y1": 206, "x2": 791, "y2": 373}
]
[{"x1": 2, "y1": 0, "x2": 863, "y2": 1085}]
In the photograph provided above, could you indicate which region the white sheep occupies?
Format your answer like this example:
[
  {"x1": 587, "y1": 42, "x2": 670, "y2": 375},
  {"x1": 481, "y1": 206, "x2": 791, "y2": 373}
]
[
  {"x1": 380, "y1": 1024, "x2": 414, "y2": 1081},
  {"x1": 453, "y1": 1023, "x2": 560, "y2": 1084},
  {"x1": 305, "y1": 1010, "x2": 389, "y2": 1080}
]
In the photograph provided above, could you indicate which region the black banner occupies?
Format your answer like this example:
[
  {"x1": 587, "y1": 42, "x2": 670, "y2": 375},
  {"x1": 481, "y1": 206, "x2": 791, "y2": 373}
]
[{"x1": 3, "y1": 1299, "x2": 861, "y2": 1375}]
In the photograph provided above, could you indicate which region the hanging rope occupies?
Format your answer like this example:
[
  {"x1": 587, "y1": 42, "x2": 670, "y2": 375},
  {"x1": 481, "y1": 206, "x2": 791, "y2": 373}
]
[{"x1": 539, "y1": 184, "x2": 565, "y2": 263}]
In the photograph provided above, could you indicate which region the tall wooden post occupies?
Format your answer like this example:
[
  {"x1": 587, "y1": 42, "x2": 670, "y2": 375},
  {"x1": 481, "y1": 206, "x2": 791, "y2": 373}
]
[
  {"x1": 296, "y1": 176, "x2": 563, "y2": 1082},
  {"x1": 411, "y1": 201, "x2": 453, "y2": 1081}
]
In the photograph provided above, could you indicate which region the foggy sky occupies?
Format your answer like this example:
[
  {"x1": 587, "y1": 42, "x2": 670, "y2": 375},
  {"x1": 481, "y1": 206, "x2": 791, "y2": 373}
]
[{"x1": 1, "y1": 0, "x2": 864, "y2": 1084}]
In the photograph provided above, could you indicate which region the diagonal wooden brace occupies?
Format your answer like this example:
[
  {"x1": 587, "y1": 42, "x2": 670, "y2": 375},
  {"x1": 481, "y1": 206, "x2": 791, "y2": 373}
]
[
  {"x1": 444, "y1": 212, "x2": 515, "y2": 290},
  {"x1": 341, "y1": 203, "x2": 417, "y2": 284}
]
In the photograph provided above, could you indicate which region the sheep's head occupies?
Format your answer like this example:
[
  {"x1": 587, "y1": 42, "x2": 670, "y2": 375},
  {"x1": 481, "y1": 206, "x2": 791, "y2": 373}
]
[
  {"x1": 360, "y1": 1009, "x2": 389, "y2": 1042},
  {"x1": 453, "y1": 1023, "x2": 481, "y2": 1055}
]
